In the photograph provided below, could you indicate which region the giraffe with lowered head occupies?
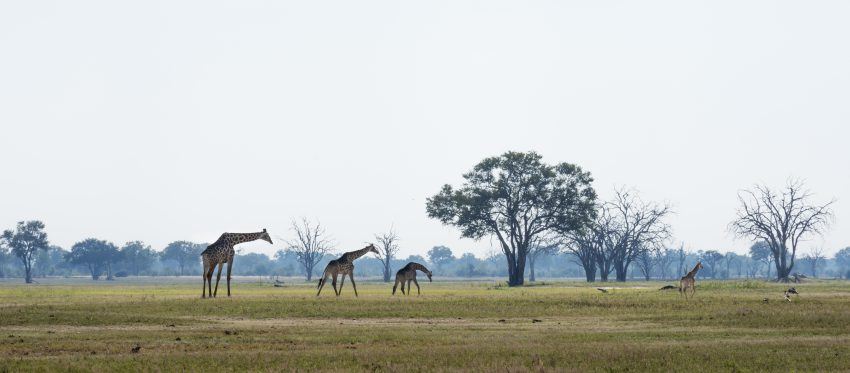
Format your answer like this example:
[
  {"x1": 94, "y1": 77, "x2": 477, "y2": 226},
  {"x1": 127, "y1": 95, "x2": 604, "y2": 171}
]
[
  {"x1": 201, "y1": 229, "x2": 273, "y2": 298},
  {"x1": 679, "y1": 261, "x2": 703, "y2": 300},
  {"x1": 317, "y1": 244, "x2": 379, "y2": 297},
  {"x1": 393, "y1": 262, "x2": 432, "y2": 295}
]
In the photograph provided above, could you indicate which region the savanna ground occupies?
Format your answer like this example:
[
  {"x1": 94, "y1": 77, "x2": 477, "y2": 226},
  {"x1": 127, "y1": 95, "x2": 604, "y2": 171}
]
[{"x1": 1, "y1": 277, "x2": 849, "y2": 372}]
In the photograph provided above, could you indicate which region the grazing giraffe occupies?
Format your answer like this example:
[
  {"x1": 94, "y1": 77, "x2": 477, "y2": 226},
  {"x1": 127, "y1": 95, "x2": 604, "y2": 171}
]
[
  {"x1": 392, "y1": 262, "x2": 432, "y2": 295},
  {"x1": 201, "y1": 229, "x2": 273, "y2": 298},
  {"x1": 679, "y1": 261, "x2": 703, "y2": 300},
  {"x1": 317, "y1": 244, "x2": 379, "y2": 297}
]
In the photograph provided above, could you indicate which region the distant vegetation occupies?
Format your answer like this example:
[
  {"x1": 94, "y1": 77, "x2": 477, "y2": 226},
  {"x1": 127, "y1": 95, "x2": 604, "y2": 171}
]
[
  {"x1": 0, "y1": 152, "x2": 842, "y2": 284},
  {"x1": 1, "y1": 219, "x2": 848, "y2": 282}
]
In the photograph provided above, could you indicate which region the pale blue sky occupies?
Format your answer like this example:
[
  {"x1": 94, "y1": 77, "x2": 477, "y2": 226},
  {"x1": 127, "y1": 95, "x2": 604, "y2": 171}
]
[{"x1": 1, "y1": 1, "x2": 848, "y2": 258}]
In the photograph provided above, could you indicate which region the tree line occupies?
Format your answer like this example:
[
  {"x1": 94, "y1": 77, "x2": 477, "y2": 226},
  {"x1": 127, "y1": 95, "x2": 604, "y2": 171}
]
[
  {"x1": 3, "y1": 219, "x2": 848, "y2": 283},
  {"x1": 1, "y1": 151, "x2": 839, "y2": 285}
]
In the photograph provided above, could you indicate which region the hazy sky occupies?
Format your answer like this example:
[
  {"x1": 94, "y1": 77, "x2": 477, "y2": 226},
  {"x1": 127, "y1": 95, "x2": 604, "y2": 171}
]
[{"x1": 1, "y1": 1, "x2": 848, "y2": 259}]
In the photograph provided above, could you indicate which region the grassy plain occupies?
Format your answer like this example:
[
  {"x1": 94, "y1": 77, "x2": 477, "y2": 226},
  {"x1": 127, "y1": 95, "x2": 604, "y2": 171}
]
[{"x1": 1, "y1": 277, "x2": 849, "y2": 372}]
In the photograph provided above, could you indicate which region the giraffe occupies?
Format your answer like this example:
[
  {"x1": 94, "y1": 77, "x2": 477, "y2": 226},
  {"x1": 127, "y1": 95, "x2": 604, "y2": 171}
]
[
  {"x1": 392, "y1": 262, "x2": 432, "y2": 295},
  {"x1": 316, "y1": 244, "x2": 379, "y2": 297},
  {"x1": 679, "y1": 261, "x2": 703, "y2": 300},
  {"x1": 201, "y1": 229, "x2": 273, "y2": 298}
]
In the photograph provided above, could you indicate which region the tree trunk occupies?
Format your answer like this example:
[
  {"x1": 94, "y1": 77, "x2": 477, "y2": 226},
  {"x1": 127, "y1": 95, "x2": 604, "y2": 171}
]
[
  {"x1": 614, "y1": 262, "x2": 628, "y2": 282},
  {"x1": 529, "y1": 258, "x2": 536, "y2": 282},
  {"x1": 106, "y1": 262, "x2": 114, "y2": 280},
  {"x1": 88, "y1": 264, "x2": 96, "y2": 280},
  {"x1": 506, "y1": 251, "x2": 526, "y2": 287},
  {"x1": 598, "y1": 262, "x2": 609, "y2": 282},
  {"x1": 24, "y1": 267, "x2": 33, "y2": 284},
  {"x1": 382, "y1": 262, "x2": 391, "y2": 282},
  {"x1": 579, "y1": 258, "x2": 596, "y2": 282},
  {"x1": 585, "y1": 263, "x2": 596, "y2": 282},
  {"x1": 305, "y1": 262, "x2": 314, "y2": 281}
]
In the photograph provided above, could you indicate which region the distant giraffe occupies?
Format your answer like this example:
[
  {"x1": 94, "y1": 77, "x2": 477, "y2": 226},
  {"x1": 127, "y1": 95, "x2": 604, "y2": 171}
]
[
  {"x1": 317, "y1": 244, "x2": 379, "y2": 297},
  {"x1": 679, "y1": 261, "x2": 703, "y2": 300},
  {"x1": 201, "y1": 229, "x2": 273, "y2": 298},
  {"x1": 392, "y1": 262, "x2": 432, "y2": 295}
]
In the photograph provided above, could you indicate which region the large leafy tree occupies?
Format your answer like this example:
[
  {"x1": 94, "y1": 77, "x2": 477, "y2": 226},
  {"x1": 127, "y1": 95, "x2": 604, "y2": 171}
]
[
  {"x1": 161, "y1": 241, "x2": 204, "y2": 276},
  {"x1": 835, "y1": 247, "x2": 850, "y2": 279},
  {"x1": 1, "y1": 221, "x2": 50, "y2": 283},
  {"x1": 120, "y1": 241, "x2": 156, "y2": 276},
  {"x1": 426, "y1": 246, "x2": 454, "y2": 271},
  {"x1": 730, "y1": 180, "x2": 833, "y2": 281},
  {"x1": 427, "y1": 151, "x2": 596, "y2": 286},
  {"x1": 66, "y1": 238, "x2": 121, "y2": 280},
  {"x1": 749, "y1": 241, "x2": 774, "y2": 278},
  {"x1": 700, "y1": 250, "x2": 725, "y2": 279}
]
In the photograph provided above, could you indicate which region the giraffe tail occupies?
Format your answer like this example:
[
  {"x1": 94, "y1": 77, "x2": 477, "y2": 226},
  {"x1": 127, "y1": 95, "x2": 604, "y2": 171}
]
[{"x1": 317, "y1": 267, "x2": 330, "y2": 289}]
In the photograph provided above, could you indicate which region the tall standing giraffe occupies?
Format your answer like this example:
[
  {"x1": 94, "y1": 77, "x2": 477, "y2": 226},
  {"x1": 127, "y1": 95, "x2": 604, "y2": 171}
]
[
  {"x1": 679, "y1": 261, "x2": 703, "y2": 300},
  {"x1": 392, "y1": 262, "x2": 432, "y2": 295},
  {"x1": 316, "y1": 244, "x2": 379, "y2": 297},
  {"x1": 201, "y1": 229, "x2": 273, "y2": 298}
]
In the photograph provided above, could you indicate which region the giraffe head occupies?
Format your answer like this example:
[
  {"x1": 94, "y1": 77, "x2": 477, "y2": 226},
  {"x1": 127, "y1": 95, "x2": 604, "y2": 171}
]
[
  {"x1": 260, "y1": 229, "x2": 273, "y2": 244},
  {"x1": 695, "y1": 261, "x2": 703, "y2": 270},
  {"x1": 365, "y1": 243, "x2": 379, "y2": 255},
  {"x1": 426, "y1": 269, "x2": 433, "y2": 282}
]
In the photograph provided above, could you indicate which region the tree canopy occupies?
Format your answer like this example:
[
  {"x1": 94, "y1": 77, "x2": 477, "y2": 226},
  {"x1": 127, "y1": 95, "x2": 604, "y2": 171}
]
[
  {"x1": 1, "y1": 221, "x2": 49, "y2": 283},
  {"x1": 67, "y1": 238, "x2": 120, "y2": 280},
  {"x1": 426, "y1": 151, "x2": 596, "y2": 286}
]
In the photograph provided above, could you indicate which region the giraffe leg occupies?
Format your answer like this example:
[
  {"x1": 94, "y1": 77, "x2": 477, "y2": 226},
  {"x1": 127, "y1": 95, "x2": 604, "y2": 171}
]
[
  {"x1": 202, "y1": 262, "x2": 209, "y2": 298},
  {"x1": 331, "y1": 273, "x2": 339, "y2": 296},
  {"x1": 213, "y1": 263, "x2": 224, "y2": 297},
  {"x1": 206, "y1": 264, "x2": 215, "y2": 298},
  {"x1": 413, "y1": 278, "x2": 421, "y2": 295},
  {"x1": 407, "y1": 280, "x2": 412, "y2": 296},
  {"x1": 392, "y1": 278, "x2": 399, "y2": 295},
  {"x1": 226, "y1": 260, "x2": 234, "y2": 297},
  {"x1": 349, "y1": 272, "x2": 358, "y2": 297},
  {"x1": 339, "y1": 275, "x2": 345, "y2": 295},
  {"x1": 400, "y1": 279, "x2": 406, "y2": 295}
]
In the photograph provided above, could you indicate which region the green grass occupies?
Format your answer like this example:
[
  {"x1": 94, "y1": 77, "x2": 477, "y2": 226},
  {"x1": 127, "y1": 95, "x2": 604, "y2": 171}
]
[{"x1": 1, "y1": 278, "x2": 849, "y2": 372}]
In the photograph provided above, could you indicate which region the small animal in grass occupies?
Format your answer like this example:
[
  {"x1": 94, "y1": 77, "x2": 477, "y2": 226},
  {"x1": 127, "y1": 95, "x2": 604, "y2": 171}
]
[
  {"x1": 784, "y1": 287, "x2": 799, "y2": 302},
  {"x1": 596, "y1": 288, "x2": 608, "y2": 293},
  {"x1": 658, "y1": 285, "x2": 677, "y2": 291}
]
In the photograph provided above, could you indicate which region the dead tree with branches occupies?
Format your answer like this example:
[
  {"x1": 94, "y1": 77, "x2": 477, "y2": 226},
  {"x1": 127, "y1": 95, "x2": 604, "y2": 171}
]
[
  {"x1": 563, "y1": 205, "x2": 618, "y2": 282},
  {"x1": 607, "y1": 188, "x2": 673, "y2": 282},
  {"x1": 374, "y1": 228, "x2": 401, "y2": 282},
  {"x1": 284, "y1": 218, "x2": 334, "y2": 281},
  {"x1": 730, "y1": 180, "x2": 833, "y2": 282},
  {"x1": 803, "y1": 247, "x2": 826, "y2": 278}
]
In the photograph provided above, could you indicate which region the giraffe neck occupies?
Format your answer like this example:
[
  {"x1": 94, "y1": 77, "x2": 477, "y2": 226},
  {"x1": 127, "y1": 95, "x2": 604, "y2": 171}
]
[
  {"x1": 226, "y1": 232, "x2": 264, "y2": 246},
  {"x1": 342, "y1": 246, "x2": 373, "y2": 263},
  {"x1": 409, "y1": 262, "x2": 430, "y2": 274},
  {"x1": 686, "y1": 264, "x2": 701, "y2": 278}
]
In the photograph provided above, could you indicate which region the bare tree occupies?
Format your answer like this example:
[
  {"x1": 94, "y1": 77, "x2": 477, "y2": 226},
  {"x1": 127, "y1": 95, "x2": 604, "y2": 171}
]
[
  {"x1": 284, "y1": 218, "x2": 334, "y2": 281},
  {"x1": 730, "y1": 180, "x2": 834, "y2": 282},
  {"x1": 607, "y1": 188, "x2": 673, "y2": 282},
  {"x1": 803, "y1": 247, "x2": 826, "y2": 278},
  {"x1": 655, "y1": 248, "x2": 675, "y2": 280},
  {"x1": 563, "y1": 204, "x2": 618, "y2": 282},
  {"x1": 634, "y1": 246, "x2": 657, "y2": 280},
  {"x1": 675, "y1": 244, "x2": 686, "y2": 277},
  {"x1": 374, "y1": 227, "x2": 401, "y2": 282},
  {"x1": 563, "y1": 222, "x2": 601, "y2": 282},
  {"x1": 723, "y1": 252, "x2": 739, "y2": 279}
]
